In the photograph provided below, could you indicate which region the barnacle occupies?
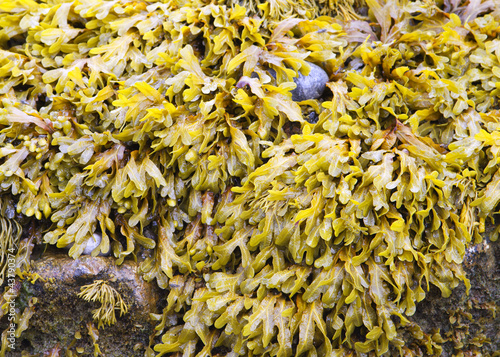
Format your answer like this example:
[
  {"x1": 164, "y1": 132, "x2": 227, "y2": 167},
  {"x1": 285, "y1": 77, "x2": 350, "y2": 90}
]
[
  {"x1": 77, "y1": 280, "x2": 129, "y2": 329},
  {"x1": 0, "y1": 0, "x2": 500, "y2": 355}
]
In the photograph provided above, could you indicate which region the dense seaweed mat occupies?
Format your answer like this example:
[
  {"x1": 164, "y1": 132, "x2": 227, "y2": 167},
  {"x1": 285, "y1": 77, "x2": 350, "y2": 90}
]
[{"x1": 1, "y1": 0, "x2": 500, "y2": 355}]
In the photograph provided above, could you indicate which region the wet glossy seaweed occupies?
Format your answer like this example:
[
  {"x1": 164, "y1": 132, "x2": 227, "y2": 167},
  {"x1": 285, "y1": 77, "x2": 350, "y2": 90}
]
[{"x1": 0, "y1": 0, "x2": 499, "y2": 355}]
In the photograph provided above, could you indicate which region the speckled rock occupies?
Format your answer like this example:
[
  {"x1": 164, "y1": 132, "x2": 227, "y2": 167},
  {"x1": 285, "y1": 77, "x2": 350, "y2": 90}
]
[
  {"x1": 3, "y1": 253, "x2": 161, "y2": 356},
  {"x1": 268, "y1": 62, "x2": 329, "y2": 101},
  {"x1": 291, "y1": 62, "x2": 329, "y2": 101},
  {"x1": 407, "y1": 231, "x2": 500, "y2": 356}
]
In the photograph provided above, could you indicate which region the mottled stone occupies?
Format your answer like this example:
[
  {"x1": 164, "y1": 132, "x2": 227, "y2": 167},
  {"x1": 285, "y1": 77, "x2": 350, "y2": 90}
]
[
  {"x1": 408, "y1": 231, "x2": 500, "y2": 356},
  {"x1": 268, "y1": 62, "x2": 329, "y2": 101},
  {"x1": 290, "y1": 62, "x2": 329, "y2": 101},
  {"x1": 4, "y1": 253, "x2": 161, "y2": 356}
]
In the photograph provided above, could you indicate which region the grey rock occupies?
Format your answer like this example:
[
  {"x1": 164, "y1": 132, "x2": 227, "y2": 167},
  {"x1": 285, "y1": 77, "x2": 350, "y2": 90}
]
[
  {"x1": 291, "y1": 62, "x2": 329, "y2": 101},
  {"x1": 306, "y1": 111, "x2": 319, "y2": 124},
  {"x1": 268, "y1": 62, "x2": 329, "y2": 101}
]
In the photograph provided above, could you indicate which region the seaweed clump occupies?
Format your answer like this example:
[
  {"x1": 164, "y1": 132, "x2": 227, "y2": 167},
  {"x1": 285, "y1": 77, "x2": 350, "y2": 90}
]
[
  {"x1": 0, "y1": 0, "x2": 500, "y2": 355},
  {"x1": 78, "y1": 280, "x2": 129, "y2": 328}
]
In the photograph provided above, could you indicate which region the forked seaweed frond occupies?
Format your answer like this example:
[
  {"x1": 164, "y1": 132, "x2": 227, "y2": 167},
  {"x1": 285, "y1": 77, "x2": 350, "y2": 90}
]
[{"x1": 77, "y1": 280, "x2": 129, "y2": 329}]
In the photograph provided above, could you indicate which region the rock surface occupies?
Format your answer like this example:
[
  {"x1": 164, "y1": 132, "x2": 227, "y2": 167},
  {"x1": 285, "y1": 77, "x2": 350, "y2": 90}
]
[
  {"x1": 268, "y1": 62, "x2": 329, "y2": 101},
  {"x1": 408, "y1": 234, "x2": 500, "y2": 356},
  {"x1": 290, "y1": 62, "x2": 329, "y2": 102},
  {"x1": 2, "y1": 253, "x2": 161, "y2": 356}
]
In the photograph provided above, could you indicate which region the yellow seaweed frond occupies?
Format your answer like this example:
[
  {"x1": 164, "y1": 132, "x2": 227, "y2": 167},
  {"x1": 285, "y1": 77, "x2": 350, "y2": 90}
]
[{"x1": 77, "y1": 280, "x2": 129, "y2": 329}]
